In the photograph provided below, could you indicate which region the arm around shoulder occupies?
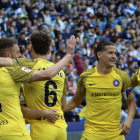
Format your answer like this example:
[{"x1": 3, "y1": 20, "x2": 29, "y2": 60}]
[{"x1": 0, "y1": 57, "x2": 13, "y2": 66}]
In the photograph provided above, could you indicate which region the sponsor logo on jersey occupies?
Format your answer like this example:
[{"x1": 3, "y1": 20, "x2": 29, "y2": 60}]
[
  {"x1": 91, "y1": 92, "x2": 120, "y2": 97},
  {"x1": 21, "y1": 67, "x2": 32, "y2": 73},
  {"x1": 113, "y1": 80, "x2": 120, "y2": 87}
]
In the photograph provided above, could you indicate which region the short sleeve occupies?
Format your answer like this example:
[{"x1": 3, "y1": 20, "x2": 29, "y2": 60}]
[
  {"x1": 121, "y1": 71, "x2": 134, "y2": 99},
  {"x1": 76, "y1": 74, "x2": 86, "y2": 96},
  {"x1": 130, "y1": 71, "x2": 138, "y2": 88},
  {"x1": 5, "y1": 66, "x2": 34, "y2": 83},
  {"x1": 130, "y1": 72, "x2": 137, "y2": 83},
  {"x1": 12, "y1": 58, "x2": 36, "y2": 69},
  {"x1": 134, "y1": 68, "x2": 140, "y2": 84}
]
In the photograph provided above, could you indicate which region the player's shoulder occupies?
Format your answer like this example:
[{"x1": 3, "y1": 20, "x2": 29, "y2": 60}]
[
  {"x1": 1, "y1": 66, "x2": 13, "y2": 75},
  {"x1": 113, "y1": 67, "x2": 128, "y2": 78},
  {"x1": 136, "y1": 67, "x2": 140, "y2": 74},
  {"x1": 46, "y1": 61, "x2": 55, "y2": 66},
  {"x1": 113, "y1": 67, "x2": 127, "y2": 75},
  {"x1": 38, "y1": 59, "x2": 54, "y2": 66},
  {"x1": 80, "y1": 67, "x2": 96, "y2": 79},
  {"x1": 4, "y1": 65, "x2": 19, "y2": 71},
  {"x1": 16, "y1": 58, "x2": 35, "y2": 63}
]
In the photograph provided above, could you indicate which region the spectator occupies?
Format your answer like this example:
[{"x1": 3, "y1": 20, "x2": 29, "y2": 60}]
[
  {"x1": 43, "y1": 1, "x2": 50, "y2": 11},
  {"x1": 83, "y1": 58, "x2": 90, "y2": 71},
  {"x1": 63, "y1": 28, "x2": 71, "y2": 41},
  {"x1": 16, "y1": 18, "x2": 26, "y2": 32},
  {"x1": 64, "y1": 86, "x2": 80, "y2": 122},
  {"x1": 1, "y1": 32, "x2": 6, "y2": 38},
  {"x1": 83, "y1": 42, "x2": 91, "y2": 57},
  {"x1": 43, "y1": 10, "x2": 51, "y2": 26},
  {"x1": 6, "y1": 26, "x2": 16, "y2": 39},
  {"x1": 1, "y1": 17, "x2": 8, "y2": 33},
  {"x1": 16, "y1": 3, "x2": 28, "y2": 16},
  {"x1": 50, "y1": 51, "x2": 56, "y2": 63},
  {"x1": 86, "y1": 4, "x2": 94, "y2": 16},
  {"x1": 55, "y1": 53, "x2": 61, "y2": 63},
  {"x1": 57, "y1": 42, "x2": 66, "y2": 59},
  {"x1": 18, "y1": 32, "x2": 26, "y2": 46},
  {"x1": 129, "y1": 45, "x2": 140, "y2": 62},
  {"x1": 55, "y1": 1, "x2": 62, "y2": 13},
  {"x1": 73, "y1": 49, "x2": 84, "y2": 81},
  {"x1": 37, "y1": 9, "x2": 44, "y2": 22},
  {"x1": 67, "y1": 75, "x2": 76, "y2": 94},
  {"x1": 29, "y1": 7, "x2": 38, "y2": 23}
]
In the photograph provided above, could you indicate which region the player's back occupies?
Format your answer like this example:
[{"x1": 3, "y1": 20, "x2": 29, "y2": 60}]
[
  {"x1": 0, "y1": 67, "x2": 29, "y2": 136},
  {"x1": 23, "y1": 58, "x2": 67, "y2": 128}
]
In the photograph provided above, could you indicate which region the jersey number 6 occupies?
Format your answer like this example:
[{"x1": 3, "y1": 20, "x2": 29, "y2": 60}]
[{"x1": 44, "y1": 81, "x2": 58, "y2": 107}]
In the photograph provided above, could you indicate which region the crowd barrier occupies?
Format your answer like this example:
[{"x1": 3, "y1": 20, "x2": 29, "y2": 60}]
[{"x1": 67, "y1": 119, "x2": 140, "y2": 140}]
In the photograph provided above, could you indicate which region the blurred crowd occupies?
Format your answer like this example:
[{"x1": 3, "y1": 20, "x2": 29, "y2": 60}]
[{"x1": 1, "y1": 0, "x2": 140, "y2": 121}]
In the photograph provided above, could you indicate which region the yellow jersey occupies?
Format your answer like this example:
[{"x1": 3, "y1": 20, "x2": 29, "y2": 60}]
[
  {"x1": 0, "y1": 66, "x2": 34, "y2": 136},
  {"x1": 76, "y1": 66, "x2": 134, "y2": 135},
  {"x1": 131, "y1": 68, "x2": 140, "y2": 87},
  {"x1": 12, "y1": 58, "x2": 67, "y2": 129}
]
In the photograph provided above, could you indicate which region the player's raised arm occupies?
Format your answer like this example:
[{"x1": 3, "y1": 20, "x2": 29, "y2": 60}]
[
  {"x1": 0, "y1": 35, "x2": 76, "y2": 80},
  {"x1": 35, "y1": 35, "x2": 76, "y2": 79}
]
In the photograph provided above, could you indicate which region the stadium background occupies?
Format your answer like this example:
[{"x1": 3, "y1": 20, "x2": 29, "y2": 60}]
[{"x1": 0, "y1": 0, "x2": 140, "y2": 139}]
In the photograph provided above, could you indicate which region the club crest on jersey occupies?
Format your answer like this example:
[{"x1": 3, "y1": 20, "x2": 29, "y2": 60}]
[{"x1": 113, "y1": 80, "x2": 120, "y2": 87}]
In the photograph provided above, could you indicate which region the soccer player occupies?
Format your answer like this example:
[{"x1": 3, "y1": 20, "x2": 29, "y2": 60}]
[
  {"x1": 0, "y1": 32, "x2": 76, "y2": 140},
  {"x1": 130, "y1": 72, "x2": 140, "y2": 89},
  {"x1": 63, "y1": 41, "x2": 136, "y2": 140},
  {"x1": 0, "y1": 38, "x2": 74, "y2": 140},
  {"x1": 0, "y1": 37, "x2": 61, "y2": 123}
]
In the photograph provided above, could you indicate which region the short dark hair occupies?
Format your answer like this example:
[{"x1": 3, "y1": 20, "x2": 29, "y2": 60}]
[
  {"x1": 76, "y1": 48, "x2": 81, "y2": 53},
  {"x1": 68, "y1": 75, "x2": 74, "y2": 81},
  {"x1": 31, "y1": 31, "x2": 52, "y2": 55},
  {"x1": 0, "y1": 38, "x2": 17, "y2": 57},
  {"x1": 94, "y1": 40, "x2": 115, "y2": 61}
]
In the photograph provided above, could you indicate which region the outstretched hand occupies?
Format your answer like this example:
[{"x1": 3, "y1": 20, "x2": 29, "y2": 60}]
[{"x1": 66, "y1": 35, "x2": 76, "y2": 57}]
